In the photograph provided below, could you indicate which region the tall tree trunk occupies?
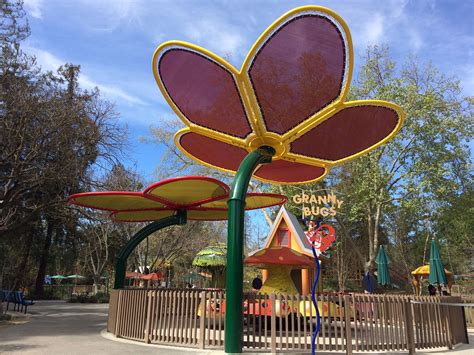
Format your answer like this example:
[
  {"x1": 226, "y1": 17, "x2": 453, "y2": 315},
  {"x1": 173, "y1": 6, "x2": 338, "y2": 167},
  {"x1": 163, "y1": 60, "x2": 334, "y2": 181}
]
[
  {"x1": 366, "y1": 200, "x2": 383, "y2": 273},
  {"x1": 366, "y1": 204, "x2": 374, "y2": 272},
  {"x1": 12, "y1": 228, "x2": 35, "y2": 290},
  {"x1": 34, "y1": 220, "x2": 55, "y2": 297}
]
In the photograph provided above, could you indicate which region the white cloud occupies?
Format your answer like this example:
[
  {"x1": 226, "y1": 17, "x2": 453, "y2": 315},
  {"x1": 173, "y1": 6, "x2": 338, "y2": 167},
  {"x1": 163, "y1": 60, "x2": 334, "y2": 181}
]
[
  {"x1": 363, "y1": 13, "x2": 384, "y2": 45},
  {"x1": 79, "y1": 0, "x2": 144, "y2": 32},
  {"x1": 408, "y1": 29, "x2": 423, "y2": 52},
  {"x1": 26, "y1": 46, "x2": 147, "y2": 106},
  {"x1": 184, "y1": 19, "x2": 245, "y2": 58},
  {"x1": 23, "y1": 0, "x2": 44, "y2": 19},
  {"x1": 78, "y1": 75, "x2": 147, "y2": 106}
]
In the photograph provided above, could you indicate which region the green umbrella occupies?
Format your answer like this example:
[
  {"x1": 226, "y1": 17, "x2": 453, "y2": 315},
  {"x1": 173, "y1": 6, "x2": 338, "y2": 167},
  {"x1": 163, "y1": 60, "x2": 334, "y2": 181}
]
[
  {"x1": 50, "y1": 275, "x2": 66, "y2": 279},
  {"x1": 66, "y1": 274, "x2": 86, "y2": 279},
  {"x1": 428, "y1": 239, "x2": 448, "y2": 285},
  {"x1": 375, "y1": 245, "x2": 391, "y2": 286}
]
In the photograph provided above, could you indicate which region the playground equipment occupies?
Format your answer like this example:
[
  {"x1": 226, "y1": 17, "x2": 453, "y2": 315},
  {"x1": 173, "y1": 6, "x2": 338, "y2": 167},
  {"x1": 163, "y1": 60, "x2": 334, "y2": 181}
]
[
  {"x1": 152, "y1": 5, "x2": 404, "y2": 353},
  {"x1": 192, "y1": 244, "x2": 227, "y2": 288}
]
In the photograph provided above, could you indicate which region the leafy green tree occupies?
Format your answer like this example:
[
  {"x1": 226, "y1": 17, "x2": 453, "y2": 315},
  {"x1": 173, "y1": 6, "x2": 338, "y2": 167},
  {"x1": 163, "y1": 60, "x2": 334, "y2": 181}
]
[
  {"x1": 275, "y1": 47, "x2": 472, "y2": 290},
  {"x1": 345, "y1": 46, "x2": 472, "y2": 271}
]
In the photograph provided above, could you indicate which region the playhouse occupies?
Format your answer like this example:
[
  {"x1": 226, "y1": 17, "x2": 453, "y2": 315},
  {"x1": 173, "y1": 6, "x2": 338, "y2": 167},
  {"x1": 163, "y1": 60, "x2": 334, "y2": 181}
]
[{"x1": 249, "y1": 206, "x2": 327, "y2": 295}]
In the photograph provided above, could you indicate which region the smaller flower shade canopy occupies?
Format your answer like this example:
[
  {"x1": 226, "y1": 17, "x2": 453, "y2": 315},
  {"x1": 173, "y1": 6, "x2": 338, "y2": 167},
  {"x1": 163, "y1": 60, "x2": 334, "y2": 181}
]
[
  {"x1": 68, "y1": 176, "x2": 286, "y2": 222},
  {"x1": 152, "y1": 6, "x2": 405, "y2": 185}
]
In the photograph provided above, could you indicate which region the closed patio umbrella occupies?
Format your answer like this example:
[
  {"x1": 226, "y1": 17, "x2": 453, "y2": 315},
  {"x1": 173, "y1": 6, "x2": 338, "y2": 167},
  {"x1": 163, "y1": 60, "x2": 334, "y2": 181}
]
[
  {"x1": 375, "y1": 245, "x2": 391, "y2": 286},
  {"x1": 428, "y1": 239, "x2": 448, "y2": 288}
]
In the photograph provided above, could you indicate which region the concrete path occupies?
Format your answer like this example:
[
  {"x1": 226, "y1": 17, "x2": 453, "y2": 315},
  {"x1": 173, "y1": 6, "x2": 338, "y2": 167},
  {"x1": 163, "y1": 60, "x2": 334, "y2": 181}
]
[
  {"x1": 0, "y1": 300, "x2": 472, "y2": 354},
  {"x1": 0, "y1": 301, "x2": 210, "y2": 354}
]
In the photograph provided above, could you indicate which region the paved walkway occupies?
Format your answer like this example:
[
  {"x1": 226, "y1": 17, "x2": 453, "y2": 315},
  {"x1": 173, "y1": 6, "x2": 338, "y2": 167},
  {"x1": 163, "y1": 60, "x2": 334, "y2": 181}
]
[
  {"x1": 0, "y1": 300, "x2": 472, "y2": 354},
  {"x1": 0, "y1": 301, "x2": 204, "y2": 354}
]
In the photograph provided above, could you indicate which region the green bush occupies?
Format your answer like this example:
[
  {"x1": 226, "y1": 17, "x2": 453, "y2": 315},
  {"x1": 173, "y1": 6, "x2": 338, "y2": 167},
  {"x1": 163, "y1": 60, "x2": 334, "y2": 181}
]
[
  {"x1": 41, "y1": 286, "x2": 71, "y2": 300},
  {"x1": 95, "y1": 291, "x2": 109, "y2": 303},
  {"x1": 68, "y1": 292, "x2": 109, "y2": 303}
]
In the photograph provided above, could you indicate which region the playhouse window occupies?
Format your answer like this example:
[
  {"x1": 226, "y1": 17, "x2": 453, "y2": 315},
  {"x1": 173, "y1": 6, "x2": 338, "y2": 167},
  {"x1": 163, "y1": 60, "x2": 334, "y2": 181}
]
[{"x1": 276, "y1": 229, "x2": 290, "y2": 247}]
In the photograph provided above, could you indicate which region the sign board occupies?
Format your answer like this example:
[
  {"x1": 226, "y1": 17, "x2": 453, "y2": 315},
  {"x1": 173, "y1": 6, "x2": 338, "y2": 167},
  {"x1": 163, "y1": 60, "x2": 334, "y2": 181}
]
[{"x1": 292, "y1": 192, "x2": 343, "y2": 217}]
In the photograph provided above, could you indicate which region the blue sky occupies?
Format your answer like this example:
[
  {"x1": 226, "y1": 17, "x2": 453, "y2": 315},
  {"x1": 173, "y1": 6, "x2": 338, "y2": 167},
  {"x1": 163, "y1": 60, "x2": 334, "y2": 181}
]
[{"x1": 23, "y1": 0, "x2": 473, "y2": 183}]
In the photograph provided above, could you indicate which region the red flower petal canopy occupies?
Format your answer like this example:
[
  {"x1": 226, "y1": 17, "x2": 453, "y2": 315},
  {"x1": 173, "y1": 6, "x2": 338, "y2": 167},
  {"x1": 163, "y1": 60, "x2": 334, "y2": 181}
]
[
  {"x1": 69, "y1": 176, "x2": 286, "y2": 222},
  {"x1": 152, "y1": 6, "x2": 404, "y2": 184}
]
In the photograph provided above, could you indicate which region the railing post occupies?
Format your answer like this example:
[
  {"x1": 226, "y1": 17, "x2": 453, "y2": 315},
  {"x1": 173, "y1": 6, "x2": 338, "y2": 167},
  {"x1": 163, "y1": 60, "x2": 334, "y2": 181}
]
[
  {"x1": 404, "y1": 300, "x2": 416, "y2": 354},
  {"x1": 443, "y1": 303, "x2": 453, "y2": 349},
  {"x1": 144, "y1": 290, "x2": 152, "y2": 343},
  {"x1": 199, "y1": 291, "x2": 206, "y2": 349},
  {"x1": 114, "y1": 290, "x2": 122, "y2": 337},
  {"x1": 344, "y1": 295, "x2": 353, "y2": 355},
  {"x1": 270, "y1": 293, "x2": 276, "y2": 353}
]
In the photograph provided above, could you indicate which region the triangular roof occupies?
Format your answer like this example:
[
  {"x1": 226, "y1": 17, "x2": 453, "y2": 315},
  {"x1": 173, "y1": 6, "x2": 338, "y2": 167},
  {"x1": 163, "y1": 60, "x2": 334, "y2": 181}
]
[
  {"x1": 262, "y1": 205, "x2": 321, "y2": 258},
  {"x1": 245, "y1": 247, "x2": 314, "y2": 267}
]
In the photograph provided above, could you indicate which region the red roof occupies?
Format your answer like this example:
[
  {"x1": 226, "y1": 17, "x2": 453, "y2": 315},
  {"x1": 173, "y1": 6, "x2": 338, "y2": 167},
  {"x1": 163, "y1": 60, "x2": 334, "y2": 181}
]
[{"x1": 245, "y1": 247, "x2": 313, "y2": 267}]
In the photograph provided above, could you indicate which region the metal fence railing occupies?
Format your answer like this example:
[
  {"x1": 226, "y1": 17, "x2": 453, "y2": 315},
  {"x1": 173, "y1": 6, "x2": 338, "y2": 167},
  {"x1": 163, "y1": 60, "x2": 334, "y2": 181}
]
[{"x1": 107, "y1": 289, "x2": 469, "y2": 353}]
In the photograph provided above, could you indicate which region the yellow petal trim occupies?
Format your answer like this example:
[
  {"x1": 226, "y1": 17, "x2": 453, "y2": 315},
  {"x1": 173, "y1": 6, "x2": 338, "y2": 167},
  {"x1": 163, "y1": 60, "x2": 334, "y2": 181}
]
[
  {"x1": 72, "y1": 194, "x2": 164, "y2": 211},
  {"x1": 146, "y1": 178, "x2": 228, "y2": 206}
]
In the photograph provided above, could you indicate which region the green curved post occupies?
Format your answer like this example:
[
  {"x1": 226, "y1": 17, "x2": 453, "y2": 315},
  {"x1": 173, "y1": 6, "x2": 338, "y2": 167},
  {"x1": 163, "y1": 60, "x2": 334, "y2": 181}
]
[
  {"x1": 114, "y1": 209, "x2": 187, "y2": 289},
  {"x1": 225, "y1": 146, "x2": 275, "y2": 353}
]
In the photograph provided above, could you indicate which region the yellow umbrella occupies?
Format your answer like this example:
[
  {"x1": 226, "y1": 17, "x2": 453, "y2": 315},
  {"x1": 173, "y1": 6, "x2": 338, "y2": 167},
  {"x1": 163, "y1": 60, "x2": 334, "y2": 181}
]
[{"x1": 411, "y1": 264, "x2": 453, "y2": 295}]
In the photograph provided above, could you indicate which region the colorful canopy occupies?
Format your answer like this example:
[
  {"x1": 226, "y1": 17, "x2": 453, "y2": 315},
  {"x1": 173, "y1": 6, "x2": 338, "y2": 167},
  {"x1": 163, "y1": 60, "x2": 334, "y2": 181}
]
[
  {"x1": 140, "y1": 272, "x2": 163, "y2": 281},
  {"x1": 375, "y1": 245, "x2": 391, "y2": 286},
  {"x1": 153, "y1": 6, "x2": 404, "y2": 185},
  {"x1": 66, "y1": 274, "x2": 86, "y2": 279},
  {"x1": 69, "y1": 176, "x2": 286, "y2": 222},
  {"x1": 411, "y1": 264, "x2": 452, "y2": 276},
  {"x1": 428, "y1": 239, "x2": 448, "y2": 286},
  {"x1": 245, "y1": 247, "x2": 314, "y2": 268},
  {"x1": 50, "y1": 275, "x2": 66, "y2": 279},
  {"x1": 125, "y1": 272, "x2": 143, "y2": 279},
  {"x1": 192, "y1": 244, "x2": 227, "y2": 268}
]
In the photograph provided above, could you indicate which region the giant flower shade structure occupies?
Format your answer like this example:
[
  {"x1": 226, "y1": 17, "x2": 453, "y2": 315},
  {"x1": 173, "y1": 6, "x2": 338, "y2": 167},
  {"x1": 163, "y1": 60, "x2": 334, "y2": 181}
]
[
  {"x1": 69, "y1": 176, "x2": 286, "y2": 289},
  {"x1": 153, "y1": 9, "x2": 404, "y2": 185},
  {"x1": 151, "y1": 5, "x2": 404, "y2": 353}
]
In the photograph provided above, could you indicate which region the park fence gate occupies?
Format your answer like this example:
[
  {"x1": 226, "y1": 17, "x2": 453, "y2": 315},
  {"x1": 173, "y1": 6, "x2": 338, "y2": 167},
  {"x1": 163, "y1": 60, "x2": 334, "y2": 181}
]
[{"x1": 107, "y1": 289, "x2": 469, "y2": 353}]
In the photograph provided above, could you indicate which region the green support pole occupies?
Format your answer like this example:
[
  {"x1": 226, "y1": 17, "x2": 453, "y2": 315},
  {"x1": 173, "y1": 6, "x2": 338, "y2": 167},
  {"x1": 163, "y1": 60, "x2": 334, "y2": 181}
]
[
  {"x1": 225, "y1": 146, "x2": 275, "y2": 353},
  {"x1": 114, "y1": 209, "x2": 187, "y2": 289}
]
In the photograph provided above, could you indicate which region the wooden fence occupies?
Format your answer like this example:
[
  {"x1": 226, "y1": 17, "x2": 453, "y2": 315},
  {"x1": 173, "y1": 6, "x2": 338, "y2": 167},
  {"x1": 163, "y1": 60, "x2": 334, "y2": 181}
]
[{"x1": 108, "y1": 289, "x2": 469, "y2": 353}]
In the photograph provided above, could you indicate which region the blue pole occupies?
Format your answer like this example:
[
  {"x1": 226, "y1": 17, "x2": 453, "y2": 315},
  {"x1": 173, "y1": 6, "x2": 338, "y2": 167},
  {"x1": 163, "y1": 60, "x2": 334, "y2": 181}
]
[{"x1": 311, "y1": 245, "x2": 321, "y2": 355}]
